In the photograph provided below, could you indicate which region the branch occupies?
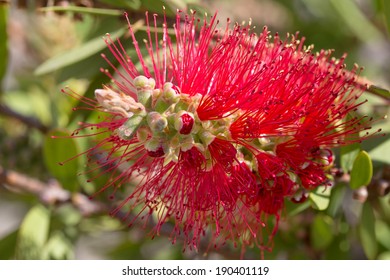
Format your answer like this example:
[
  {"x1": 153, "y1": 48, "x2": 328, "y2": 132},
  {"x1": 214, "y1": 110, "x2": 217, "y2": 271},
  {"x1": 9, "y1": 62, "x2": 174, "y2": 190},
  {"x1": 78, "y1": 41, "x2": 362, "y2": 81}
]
[
  {"x1": 0, "y1": 165, "x2": 245, "y2": 258},
  {"x1": 0, "y1": 165, "x2": 104, "y2": 215},
  {"x1": 0, "y1": 104, "x2": 50, "y2": 133}
]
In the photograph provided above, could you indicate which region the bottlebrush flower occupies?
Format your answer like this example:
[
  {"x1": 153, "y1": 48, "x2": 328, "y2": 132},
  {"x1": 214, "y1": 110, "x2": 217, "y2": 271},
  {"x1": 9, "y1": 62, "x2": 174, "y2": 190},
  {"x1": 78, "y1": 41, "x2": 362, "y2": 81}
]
[{"x1": 64, "y1": 10, "x2": 378, "y2": 256}]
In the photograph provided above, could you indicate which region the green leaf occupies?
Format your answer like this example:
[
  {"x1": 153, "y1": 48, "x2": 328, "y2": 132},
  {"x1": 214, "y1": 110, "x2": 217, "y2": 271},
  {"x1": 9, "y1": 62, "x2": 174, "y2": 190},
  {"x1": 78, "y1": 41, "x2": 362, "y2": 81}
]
[
  {"x1": 378, "y1": 0, "x2": 390, "y2": 36},
  {"x1": 367, "y1": 85, "x2": 390, "y2": 100},
  {"x1": 375, "y1": 220, "x2": 390, "y2": 250},
  {"x1": 16, "y1": 205, "x2": 50, "y2": 260},
  {"x1": 285, "y1": 199, "x2": 311, "y2": 217},
  {"x1": 326, "y1": 183, "x2": 347, "y2": 217},
  {"x1": 140, "y1": 0, "x2": 178, "y2": 16},
  {"x1": 329, "y1": 0, "x2": 383, "y2": 42},
  {"x1": 0, "y1": 3, "x2": 8, "y2": 88},
  {"x1": 350, "y1": 150, "x2": 373, "y2": 190},
  {"x1": 309, "y1": 185, "x2": 331, "y2": 211},
  {"x1": 55, "y1": 204, "x2": 82, "y2": 227},
  {"x1": 340, "y1": 142, "x2": 361, "y2": 173},
  {"x1": 34, "y1": 26, "x2": 128, "y2": 76},
  {"x1": 378, "y1": 196, "x2": 390, "y2": 221},
  {"x1": 43, "y1": 129, "x2": 80, "y2": 192},
  {"x1": 0, "y1": 229, "x2": 18, "y2": 260},
  {"x1": 98, "y1": 0, "x2": 141, "y2": 10},
  {"x1": 42, "y1": 231, "x2": 74, "y2": 260},
  {"x1": 38, "y1": 6, "x2": 123, "y2": 16},
  {"x1": 362, "y1": 133, "x2": 390, "y2": 165},
  {"x1": 310, "y1": 214, "x2": 334, "y2": 250},
  {"x1": 378, "y1": 251, "x2": 390, "y2": 260},
  {"x1": 359, "y1": 202, "x2": 378, "y2": 260}
]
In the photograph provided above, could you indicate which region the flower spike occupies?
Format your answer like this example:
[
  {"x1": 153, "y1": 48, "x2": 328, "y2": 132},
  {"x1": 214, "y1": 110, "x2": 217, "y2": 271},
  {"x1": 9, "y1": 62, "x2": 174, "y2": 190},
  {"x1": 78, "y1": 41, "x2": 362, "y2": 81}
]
[{"x1": 64, "y1": 10, "x2": 379, "y2": 256}]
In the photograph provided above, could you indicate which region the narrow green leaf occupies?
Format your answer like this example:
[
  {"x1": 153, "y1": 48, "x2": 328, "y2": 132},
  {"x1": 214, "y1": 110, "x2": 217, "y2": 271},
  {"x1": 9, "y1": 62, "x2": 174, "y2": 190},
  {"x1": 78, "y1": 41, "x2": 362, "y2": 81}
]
[
  {"x1": 359, "y1": 202, "x2": 378, "y2": 259},
  {"x1": 140, "y1": 0, "x2": 178, "y2": 16},
  {"x1": 285, "y1": 199, "x2": 311, "y2": 217},
  {"x1": 326, "y1": 184, "x2": 347, "y2": 217},
  {"x1": 340, "y1": 112, "x2": 361, "y2": 173},
  {"x1": 378, "y1": 0, "x2": 390, "y2": 36},
  {"x1": 310, "y1": 214, "x2": 334, "y2": 250},
  {"x1": 329, "y1": 0, "x2": 383, "y2": 42},
  {"x1": 350, "y1": 150, "x2": 373, "y2": 190},
  {"x1": 43, "y1": 129, "x2": 80, "y2": 192},
  {"x1": 340, "y1": 143, "x2": 361, "y2": 173},
  {"x1": 38, "y1": 6, "x2": 123, "y2": 16},
  {"x1": 34, "y1": 27, "x2": 127, "y2": 76},
  {"x1": 309, "y1": 185, "x2": 331, "y2": 211},
  {"x1": 98, "y1": 0, "x2": 141, "y2": 10},
  {"x1": 16, "y1": 205, "x2": 50, "y2": 260},
  {"x1": 367, "y1": 85, "x2": 390, "y2": 100},
  {"x1": 0, "y1": 229, "x2": 18, "y2": 260},
  {"x1": 0, "y1": 4, "x2": 8, "y2": 88}
]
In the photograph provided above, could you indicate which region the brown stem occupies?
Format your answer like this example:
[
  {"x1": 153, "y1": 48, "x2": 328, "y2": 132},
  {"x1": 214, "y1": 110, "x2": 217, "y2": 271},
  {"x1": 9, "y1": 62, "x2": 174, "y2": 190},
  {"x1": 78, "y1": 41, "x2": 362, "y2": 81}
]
[
  {"x1": 0, "y1": 165, "x2": 104, "y2": 215},
  {"x1": 0, "y1": 165, "x2": 244, "y2": 258},
  {"x1": 0, "y1": 104, "x2": 50, "y2": 133}
]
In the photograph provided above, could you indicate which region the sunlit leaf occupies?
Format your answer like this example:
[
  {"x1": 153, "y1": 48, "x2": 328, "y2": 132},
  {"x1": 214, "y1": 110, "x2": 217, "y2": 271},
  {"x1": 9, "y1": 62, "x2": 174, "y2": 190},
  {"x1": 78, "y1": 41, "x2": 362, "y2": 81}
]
[
  {"x1": 310, "y1": 214, "x2": 334, "y2": 250},
  {"x1": 15, "y1": 204, "x2": 50, "y2": 260},
  {"x1": 42, "y1": 231, "x2": 74, "y2": 260},
  {"x1": 43, "y1": 129, "x2": 80, "y2": 192},
  {"x1": 38, "y1": 6, "x2": 123, "y2": 16},
  {"x1": 0, "y1": 3, "x2": 8, "y2": 88},
  {"x1": 309, "y1": 185, "x2": 331, "y2": 211},
  {"x1": 359, "y1": 202, "x2": 378, "y2": 260},
  {"x1": 378, "y1": 251, "x2": 390, "y2": 260},
  {"x1": 329, "y1": 0, "x2": 383, "y2": 42},
  {"x1": 34, "y1": 26, "x2": 128, "y2": 76},
  {"x1": 363, "y1": 134, "x2": 390, "y2": 165},
  {"x1": 350, "y1": 150, "x2": 373, "y2": 190}
]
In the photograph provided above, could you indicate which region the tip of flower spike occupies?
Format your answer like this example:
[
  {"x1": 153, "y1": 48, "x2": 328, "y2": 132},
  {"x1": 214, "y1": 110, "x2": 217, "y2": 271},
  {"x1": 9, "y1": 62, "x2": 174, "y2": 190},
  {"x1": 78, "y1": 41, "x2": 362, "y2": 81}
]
[{"x1": 133, "y1": 75, "x2": 155, "y2": 90}]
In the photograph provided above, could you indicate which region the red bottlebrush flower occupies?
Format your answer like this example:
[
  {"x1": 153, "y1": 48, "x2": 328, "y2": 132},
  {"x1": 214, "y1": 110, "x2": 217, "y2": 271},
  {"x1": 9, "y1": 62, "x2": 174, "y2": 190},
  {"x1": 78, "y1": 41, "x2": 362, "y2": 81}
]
[{"x1": 64, "y1": 10, "x2": 379, "y2": 256}]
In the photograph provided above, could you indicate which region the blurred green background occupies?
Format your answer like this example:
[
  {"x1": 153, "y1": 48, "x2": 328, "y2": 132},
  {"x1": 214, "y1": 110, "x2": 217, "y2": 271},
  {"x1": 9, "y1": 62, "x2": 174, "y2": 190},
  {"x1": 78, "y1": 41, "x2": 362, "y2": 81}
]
[{"x1": 0, "y1": 0, "x2": 389, "y2": 260}]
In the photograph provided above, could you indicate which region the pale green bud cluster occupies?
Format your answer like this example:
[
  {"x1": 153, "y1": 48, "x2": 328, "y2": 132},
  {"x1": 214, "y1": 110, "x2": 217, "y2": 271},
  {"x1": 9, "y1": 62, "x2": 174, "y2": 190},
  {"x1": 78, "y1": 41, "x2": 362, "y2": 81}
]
[{"x1": 95, "y1": 75, "x2": 237, "y2": 162}]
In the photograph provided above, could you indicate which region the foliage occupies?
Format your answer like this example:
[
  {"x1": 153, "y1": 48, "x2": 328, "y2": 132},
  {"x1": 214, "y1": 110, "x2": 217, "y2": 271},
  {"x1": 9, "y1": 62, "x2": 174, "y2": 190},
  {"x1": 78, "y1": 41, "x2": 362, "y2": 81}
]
[{"x1": 0, "y1": 0, "x2": 389, "y2": 260}]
